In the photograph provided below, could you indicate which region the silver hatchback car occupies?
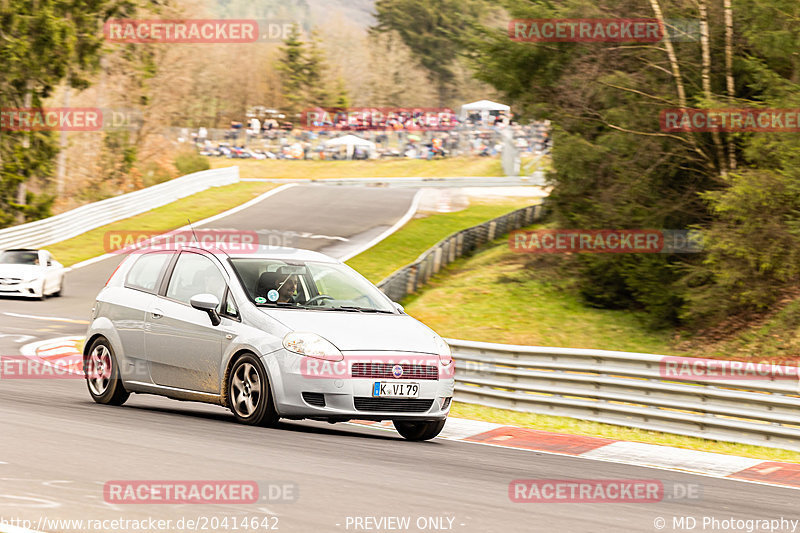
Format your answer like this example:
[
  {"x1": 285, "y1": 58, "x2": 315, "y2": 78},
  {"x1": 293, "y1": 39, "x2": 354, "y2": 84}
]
[{"x1": 84, "y1": 245, "x2": 454, "y2": 440}]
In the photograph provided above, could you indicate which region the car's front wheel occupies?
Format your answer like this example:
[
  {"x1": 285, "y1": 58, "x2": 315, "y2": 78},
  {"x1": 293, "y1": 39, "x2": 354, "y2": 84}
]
[
  {"x1": 227, "y1": 353, "x2": 279, "y2": 427},
  {"x1": 393, "y1": 419, "x2": 446, "y2": 441},
  {"x1": 85, "y1": 337, "x2": 129, "y2": 406}
]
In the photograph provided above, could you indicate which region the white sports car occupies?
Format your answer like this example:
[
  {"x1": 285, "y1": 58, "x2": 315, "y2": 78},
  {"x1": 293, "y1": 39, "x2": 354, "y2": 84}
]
[{"x1": 0, "y1": 249, "x2": 65, "y2": 299}]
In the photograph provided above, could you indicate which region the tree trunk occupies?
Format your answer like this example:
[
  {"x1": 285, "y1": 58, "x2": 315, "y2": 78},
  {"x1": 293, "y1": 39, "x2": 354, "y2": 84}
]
[
  {"x1": 699, "y1": 0, "x2": 727, "y2": 178},
  {"x1": 649, "y1": 0, "x2": 687, "y2": 108},
  {"x1": 724, "y1": 0, "x2": 736, "y2": 171},
  {"x1": 648, "y1": 0, "x2": 710, "y2": 165},
  {"x1": 56, "y1": 76, "x2": 71, "y2": 197},
  {"x1": 15, "y1": 86, "x2": 33, "y2": 224}
]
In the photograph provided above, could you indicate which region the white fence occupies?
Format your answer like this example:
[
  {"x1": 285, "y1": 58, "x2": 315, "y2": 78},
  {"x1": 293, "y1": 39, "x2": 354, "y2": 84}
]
[
  {"x1": 0, "y1": 167, "x2": 239, "y2": 251},
  {"x1": 449, "y1": 339, "x2": 800, "y2": 451}
]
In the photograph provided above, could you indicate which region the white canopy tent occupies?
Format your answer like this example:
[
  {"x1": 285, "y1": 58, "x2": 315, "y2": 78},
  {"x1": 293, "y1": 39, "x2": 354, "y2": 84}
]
[
  {"x1": 459, "y1": 100, "x2": 511, "y2": 123},
  {"x1": 323, "y1": 134, "x2": 376, "y2": 159}
]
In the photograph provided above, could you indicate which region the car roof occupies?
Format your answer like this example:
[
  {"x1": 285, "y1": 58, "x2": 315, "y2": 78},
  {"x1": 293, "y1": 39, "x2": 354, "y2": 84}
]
[{"x1": 159, "y1": 244, "x2": 339, "y2": 263}]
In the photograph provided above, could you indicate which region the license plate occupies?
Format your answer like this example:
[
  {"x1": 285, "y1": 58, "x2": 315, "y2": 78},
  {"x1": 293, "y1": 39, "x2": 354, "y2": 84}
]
[{"x1": 373, "y1": 382, "x2": 419, "y2": 398}]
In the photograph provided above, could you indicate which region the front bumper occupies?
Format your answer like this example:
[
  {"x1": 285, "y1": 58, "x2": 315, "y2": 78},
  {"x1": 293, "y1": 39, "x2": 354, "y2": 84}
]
[
  {"x1": 265, "y1": 349, "x2": 455, "y2": 421},
  {"x1": 0, "y1": 279, "x2": 41, "y2": 297}
]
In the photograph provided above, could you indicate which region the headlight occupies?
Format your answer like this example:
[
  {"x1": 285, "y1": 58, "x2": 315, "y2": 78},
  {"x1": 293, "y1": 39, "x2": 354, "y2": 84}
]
[
  {"x1": 282, "y1": 332, "x2": 343, "y2": 361},
  {"x1": 433, "y1": 335, "x2": 453, "y2": 366}
]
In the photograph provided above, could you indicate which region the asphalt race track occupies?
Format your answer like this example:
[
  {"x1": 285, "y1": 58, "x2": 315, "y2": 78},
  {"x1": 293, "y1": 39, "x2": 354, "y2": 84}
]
[{"x1": 1, "y1": 185, "x2": 798, "y2": 533}]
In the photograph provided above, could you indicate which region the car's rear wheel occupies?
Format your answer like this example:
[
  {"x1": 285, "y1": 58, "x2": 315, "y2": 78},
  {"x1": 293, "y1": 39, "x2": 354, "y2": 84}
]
[
  {"x1": 227, "y1": 354, "x2": 279, "y2": 427},
  {"x1": 85, "y1": 338, "x2": 129, "y2": 406},
  {"x1": 393, "y1": 419, "x2": 446, "y2": 441}
]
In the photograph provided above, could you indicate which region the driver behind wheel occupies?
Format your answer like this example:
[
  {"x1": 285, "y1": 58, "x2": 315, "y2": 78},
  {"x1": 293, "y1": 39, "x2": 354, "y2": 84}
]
[{"x1": 276, "y1": 274, "x2": 297, "y2": 303}]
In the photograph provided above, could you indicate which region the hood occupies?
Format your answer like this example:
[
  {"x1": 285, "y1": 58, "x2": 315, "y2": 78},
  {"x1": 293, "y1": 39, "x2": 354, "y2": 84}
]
[
  {"x1": 259, "y1": 309, "x2": 441, "y2": 353},
  {"x1": 0, "y1": 264, "x2": 42, "y2": 278}
]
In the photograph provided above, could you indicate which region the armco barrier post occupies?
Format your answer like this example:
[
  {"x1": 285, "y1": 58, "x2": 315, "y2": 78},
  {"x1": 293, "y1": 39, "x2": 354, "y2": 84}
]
[
  {"x1": 433, "y1": 247, "x2": 443, "y2": 273},
  {"x1": 377, "y1": 202, "x2": 544, "y2": 300}
]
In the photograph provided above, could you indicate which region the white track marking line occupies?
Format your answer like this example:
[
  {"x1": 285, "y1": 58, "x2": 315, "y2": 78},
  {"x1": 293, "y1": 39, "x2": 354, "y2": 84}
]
[
  {"x1": 460, "y1": 436, "x2": 800, "y2": 492},
  {"x1": 339, "y1": 189, "x2": 422, "y2": 262},
  {"x1": 580, "y1": 441, "x2": 763, "y2": 477},
  {"x1": 2, "y1": 313, "x2": 88, "y2": 325},
  {"x1": 349, "y1": 418, "x2": 800, "y2": 491},
  {"x1": 67, "y1": 183, "x2": 299, "y2": 271},
  {"x1": 0, "y1": 334, "x2": 35, "y2": 344}
]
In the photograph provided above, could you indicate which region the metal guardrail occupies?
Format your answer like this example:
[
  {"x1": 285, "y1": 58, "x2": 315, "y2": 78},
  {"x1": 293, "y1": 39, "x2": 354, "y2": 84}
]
[
  {"x1": 376, "y1": 203, "x2": 546, "y2": 302},
  {"x1": 372, "y1": 205, "x2": 800, "y2": 451},
  {"x1": 0, "y1": 167, "x2": 239, "y2": 251},
  {"x1": 448, "y1": 339, "x2": 800, "y2": 451}
]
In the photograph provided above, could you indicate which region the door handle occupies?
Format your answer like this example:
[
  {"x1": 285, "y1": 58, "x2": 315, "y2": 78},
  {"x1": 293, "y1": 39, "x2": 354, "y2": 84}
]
[{"x1": 152, "y1": 309, "x2": 163, "y2": 319}]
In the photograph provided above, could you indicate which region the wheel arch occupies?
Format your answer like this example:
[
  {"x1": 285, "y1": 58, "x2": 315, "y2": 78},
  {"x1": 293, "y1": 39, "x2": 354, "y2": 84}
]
[{"x1": 221, "y1": 348, "x2": 278, "y2": 410}]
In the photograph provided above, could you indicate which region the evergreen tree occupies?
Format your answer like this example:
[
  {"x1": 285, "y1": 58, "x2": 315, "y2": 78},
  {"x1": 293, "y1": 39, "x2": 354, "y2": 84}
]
[
  {"x1": 0, "y1": 0, "x2": 139, "y2": 227},
  {"x1": 276, "y1": 25, "x2": 308, "y2": 114}
]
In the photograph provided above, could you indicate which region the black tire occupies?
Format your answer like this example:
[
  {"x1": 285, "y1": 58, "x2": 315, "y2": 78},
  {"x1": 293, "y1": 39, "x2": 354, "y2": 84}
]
[
  {"x1": 85, "y1": 337, "x2": 129, "y2": 406},
  {"x1": 227, "y1": 353, "x2": 279, "y2": 427},
  {"x1": 393, "y1": 419, "x2": 446, "y2": 441}
]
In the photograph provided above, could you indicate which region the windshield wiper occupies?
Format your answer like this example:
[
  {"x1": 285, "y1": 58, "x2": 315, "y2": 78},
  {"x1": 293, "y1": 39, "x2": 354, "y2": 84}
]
[
  {"x1": 332, "y1": 306, "x2": 394, "y2": 314},
  {"x1": 255, "y1": 302, "x2": 297, "y2": 308}
]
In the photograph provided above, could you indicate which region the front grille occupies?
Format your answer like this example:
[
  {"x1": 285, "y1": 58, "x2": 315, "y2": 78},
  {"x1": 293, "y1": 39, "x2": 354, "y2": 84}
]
[
  {"x1": 351, "y1": 362, "x2": 438, "y2": 380},
  {"x1": 302, "y1": 392, "x2": 326, "y2": 407},
  {"x1": 354, "y1": 397, "x2": 434, "y2": 413},
  {"x1": 0, "y1": 278, "x2": 21, "y2": 285}
]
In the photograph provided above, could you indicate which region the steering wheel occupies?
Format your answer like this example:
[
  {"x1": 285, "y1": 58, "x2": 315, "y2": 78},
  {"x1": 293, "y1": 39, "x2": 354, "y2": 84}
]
[{"x1": 305, "y1": 294, "x2": 334, "y2": 306}]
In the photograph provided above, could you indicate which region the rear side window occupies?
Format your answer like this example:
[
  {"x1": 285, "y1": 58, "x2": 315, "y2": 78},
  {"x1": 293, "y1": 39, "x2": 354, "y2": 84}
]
[{"x1": 125, "y1": 253, "x2": 172, "y2": 293}]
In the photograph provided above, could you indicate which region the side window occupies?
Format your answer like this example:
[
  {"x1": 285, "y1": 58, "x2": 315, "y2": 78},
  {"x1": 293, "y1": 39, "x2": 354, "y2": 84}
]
[
  {"x1": 222, "y1": 291, "x2": 239, "y2": 319},
  {"x1": 166, "y1": 253, "x2": 227, "y2": 308},
  {"x1": 125, "y1": 252, "x2": 172, "y2": 293}
]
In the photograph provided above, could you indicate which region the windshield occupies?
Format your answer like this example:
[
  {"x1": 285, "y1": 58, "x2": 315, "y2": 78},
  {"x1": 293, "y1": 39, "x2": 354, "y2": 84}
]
[
  {"x1": 230, "y1": 258, "x2": 396, "y2": 313},
  {"x1": 0, "y1": 251, "x2": 39, "y2": 265}
]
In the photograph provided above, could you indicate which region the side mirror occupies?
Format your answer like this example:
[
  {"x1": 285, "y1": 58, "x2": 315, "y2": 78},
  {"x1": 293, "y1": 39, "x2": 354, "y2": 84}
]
[
  {"x1": 393, "y1": 302, "x2": 405, "y2": 314},
  {"x1": 190, "y1": 293, "x2": 221, "y2": 326}
]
